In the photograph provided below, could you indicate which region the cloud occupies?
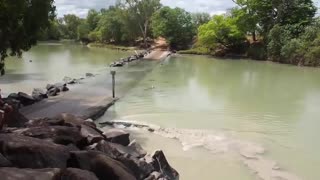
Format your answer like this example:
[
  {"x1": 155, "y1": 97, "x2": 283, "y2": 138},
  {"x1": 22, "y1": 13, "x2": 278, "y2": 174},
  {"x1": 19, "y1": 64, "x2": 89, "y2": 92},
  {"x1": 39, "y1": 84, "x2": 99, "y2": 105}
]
[{"x1": 54, "y1": 0, "x2": 320, "y2": 18}]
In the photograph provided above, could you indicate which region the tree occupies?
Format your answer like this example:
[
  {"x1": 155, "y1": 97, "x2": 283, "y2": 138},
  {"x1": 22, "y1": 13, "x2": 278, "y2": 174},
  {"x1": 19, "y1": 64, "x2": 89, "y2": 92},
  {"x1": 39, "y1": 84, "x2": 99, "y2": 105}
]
[
  {"x1": 77, "y1": 20, "x2": 91, "y2": 41},
  {"x1": 86, "y1": 9, "x2": 101, "y2": 31},
  {"x1": 191, "y1": 13, "x2": 211, "y2": 29},
  {"x1": 230, "y1": 7, "x2": 259, "y2": 41},
  {"x1": 198, "y1": 15, "x2": 246, "y2": 49},
  {"x1": 232, "y1": 0, "x2": 316, "y2": 37},
  {"x1": 151, "y1": 7, "x2": 196, "y2": 49},
  {"x1": 61, "y1": 14, "x2": 82, "y2": 39},
  {"x1": 0, "y1": 0, "x2": 55, "y2": 75},
  {"x1": 120, "y1": 0, "x2": 162, "y2": 47}
]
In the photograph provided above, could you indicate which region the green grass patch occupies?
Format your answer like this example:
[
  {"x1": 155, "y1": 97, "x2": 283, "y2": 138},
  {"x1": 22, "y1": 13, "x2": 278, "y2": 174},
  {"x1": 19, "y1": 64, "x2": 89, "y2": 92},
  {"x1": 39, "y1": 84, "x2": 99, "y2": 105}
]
[{"x1": 178, "y1": 47, "x2": 211, "y2": 55}]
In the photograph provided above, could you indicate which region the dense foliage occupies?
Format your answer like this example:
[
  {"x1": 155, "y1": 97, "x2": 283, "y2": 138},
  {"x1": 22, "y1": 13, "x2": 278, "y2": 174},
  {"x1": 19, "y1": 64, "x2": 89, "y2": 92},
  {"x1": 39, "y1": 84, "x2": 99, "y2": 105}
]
[
  {"x1": 151, "y1": 7, "x2": 196, "y2": 49},
  {"x1": 194, "y1": 0, "x2": 319, "y2": 66},
  {"x1": 0, "y1": 0, "x2": 55, "y2": 75}
]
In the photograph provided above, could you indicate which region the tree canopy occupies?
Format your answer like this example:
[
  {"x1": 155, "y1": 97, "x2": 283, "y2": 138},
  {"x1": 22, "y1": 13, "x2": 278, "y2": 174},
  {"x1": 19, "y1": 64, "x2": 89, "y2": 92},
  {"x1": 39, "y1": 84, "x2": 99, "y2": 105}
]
[
  {"x1": 0, "y1": 0, "x2": 55, "y2": 75},
  {"x1": 151, "y1": 7, "x2": 196, "y2": 49}
]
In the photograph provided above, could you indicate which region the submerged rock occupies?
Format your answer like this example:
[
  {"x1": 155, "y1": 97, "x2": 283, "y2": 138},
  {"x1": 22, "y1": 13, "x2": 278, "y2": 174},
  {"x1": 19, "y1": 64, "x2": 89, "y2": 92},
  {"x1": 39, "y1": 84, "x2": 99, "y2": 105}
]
[
  {"x1": 32, "y1": 88, "x2": 48, "y2": 101},
  {"x1": 85, "y1": 73, "x2": 95, "y2": 77}
]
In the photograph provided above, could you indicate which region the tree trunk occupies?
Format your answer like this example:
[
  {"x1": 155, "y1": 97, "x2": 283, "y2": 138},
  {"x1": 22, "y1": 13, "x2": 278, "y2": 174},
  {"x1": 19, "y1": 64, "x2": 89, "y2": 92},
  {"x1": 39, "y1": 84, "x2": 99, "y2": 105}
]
[{"x1": 252, "y1": 31, "x2": 257, "y2": 42}]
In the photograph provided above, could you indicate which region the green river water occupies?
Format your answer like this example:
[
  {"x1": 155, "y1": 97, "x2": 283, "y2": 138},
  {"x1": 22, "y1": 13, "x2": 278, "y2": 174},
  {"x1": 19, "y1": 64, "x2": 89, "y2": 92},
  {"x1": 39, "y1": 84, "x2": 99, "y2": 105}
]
[{"x1": 1, "y1": 43, "x2": 320, "y2": 180}]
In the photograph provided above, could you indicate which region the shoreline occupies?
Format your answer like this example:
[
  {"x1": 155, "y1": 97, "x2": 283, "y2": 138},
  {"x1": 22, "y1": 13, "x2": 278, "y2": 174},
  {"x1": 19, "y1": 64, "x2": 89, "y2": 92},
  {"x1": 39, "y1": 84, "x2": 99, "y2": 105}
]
[{"x1": 0, "y1": 49, "x2": 177, "y2": 180}]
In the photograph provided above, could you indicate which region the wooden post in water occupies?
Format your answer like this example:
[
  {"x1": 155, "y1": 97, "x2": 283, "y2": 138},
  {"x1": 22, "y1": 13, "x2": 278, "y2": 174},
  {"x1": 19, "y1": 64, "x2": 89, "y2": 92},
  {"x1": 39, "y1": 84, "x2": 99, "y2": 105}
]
[{"x1": 111, "y1": 70, "x2": 116, "y2": 98}]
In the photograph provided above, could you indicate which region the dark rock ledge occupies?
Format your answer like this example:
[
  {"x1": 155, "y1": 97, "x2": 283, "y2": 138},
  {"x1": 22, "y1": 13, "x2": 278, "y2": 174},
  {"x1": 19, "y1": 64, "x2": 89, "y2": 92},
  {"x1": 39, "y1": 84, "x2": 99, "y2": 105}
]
[
  {"x1": 0, "y1": 112, "x2": 179, "y2": 180},
  {"x1": 109, "y1": 50, "x2": 151, "y2": 67}
]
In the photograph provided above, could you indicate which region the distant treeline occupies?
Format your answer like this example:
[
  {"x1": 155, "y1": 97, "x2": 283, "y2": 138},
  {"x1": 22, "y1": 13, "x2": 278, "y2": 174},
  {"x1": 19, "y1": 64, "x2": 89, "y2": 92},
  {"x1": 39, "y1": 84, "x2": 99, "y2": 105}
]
[{"x1": 38, "y1": 0, "x2": 210, "y2": 49}]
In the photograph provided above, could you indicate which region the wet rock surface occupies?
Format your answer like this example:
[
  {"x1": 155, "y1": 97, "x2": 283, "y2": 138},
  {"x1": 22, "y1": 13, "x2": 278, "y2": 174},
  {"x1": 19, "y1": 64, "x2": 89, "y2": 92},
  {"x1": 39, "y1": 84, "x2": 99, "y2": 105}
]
[
  {"x1": 0, "y1": 112, "x2": 179, "y2": 180},
  {"x1": 110, "y1": 50, "x2": 151, "y2": 67}
]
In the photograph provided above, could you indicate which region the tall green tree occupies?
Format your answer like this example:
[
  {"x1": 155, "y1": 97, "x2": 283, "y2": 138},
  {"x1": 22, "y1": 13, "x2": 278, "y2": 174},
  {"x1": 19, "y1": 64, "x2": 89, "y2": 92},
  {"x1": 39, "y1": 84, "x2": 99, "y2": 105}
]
[
  {"x1": 151, "y1": 7, "x2": 195, "y2": 49},
  {"x1": 86, "y1": 9, "x2": 101, "y2": 31},
  {"x1": 198, "y1": 15, "x2": 246, "y2": 49},
  {"x1": 61, "y1": 14, "x2": 82, "y2": 39},
  {"x1": 120, "y1": 0, "x2": 162, "y2": 47},
  {"x1": 191, "y1": 12, "x2": 211, "y2": 29},
  {"x1": 0, "y1": 0, "x2": 55, "y2": 75},
  {"x1": 232, "y1": 0, "x2": 316, "y2": 37}
]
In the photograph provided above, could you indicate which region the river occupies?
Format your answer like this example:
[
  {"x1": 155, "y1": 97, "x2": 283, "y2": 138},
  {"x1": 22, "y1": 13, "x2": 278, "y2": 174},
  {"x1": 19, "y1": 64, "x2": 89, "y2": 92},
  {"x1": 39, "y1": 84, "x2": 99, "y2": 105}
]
[{"x1": 1, "y1": 43, "x2": 320, "y2": 180}]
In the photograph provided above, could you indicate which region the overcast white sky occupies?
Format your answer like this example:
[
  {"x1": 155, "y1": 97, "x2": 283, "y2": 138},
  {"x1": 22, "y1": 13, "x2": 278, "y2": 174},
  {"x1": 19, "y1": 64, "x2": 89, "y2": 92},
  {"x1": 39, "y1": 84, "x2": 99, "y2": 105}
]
[{"x1": 55, "y1": 0, "x2": 320, "y2": 18}]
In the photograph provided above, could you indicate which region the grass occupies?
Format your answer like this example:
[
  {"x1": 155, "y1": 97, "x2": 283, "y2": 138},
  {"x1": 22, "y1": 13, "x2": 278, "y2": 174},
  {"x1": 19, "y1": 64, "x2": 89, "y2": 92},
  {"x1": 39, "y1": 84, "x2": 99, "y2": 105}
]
[{"x1": 178, "y1": 46, "x2": 211, "y2": 55}]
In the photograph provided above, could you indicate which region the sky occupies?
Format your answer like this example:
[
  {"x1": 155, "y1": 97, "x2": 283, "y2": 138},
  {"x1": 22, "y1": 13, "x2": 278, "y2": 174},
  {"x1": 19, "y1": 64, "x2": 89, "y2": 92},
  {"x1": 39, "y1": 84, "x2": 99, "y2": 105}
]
[{"x1": 55, "y1": 0, "x2": 320, "y2": 18}]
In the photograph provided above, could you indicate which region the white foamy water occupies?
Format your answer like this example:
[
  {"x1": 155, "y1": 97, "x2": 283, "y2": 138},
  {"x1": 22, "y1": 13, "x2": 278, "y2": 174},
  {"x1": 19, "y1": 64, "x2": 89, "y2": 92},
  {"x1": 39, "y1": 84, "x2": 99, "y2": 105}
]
[{"x1": 104, "y1": 120, "x2": 301, "y2": 180}]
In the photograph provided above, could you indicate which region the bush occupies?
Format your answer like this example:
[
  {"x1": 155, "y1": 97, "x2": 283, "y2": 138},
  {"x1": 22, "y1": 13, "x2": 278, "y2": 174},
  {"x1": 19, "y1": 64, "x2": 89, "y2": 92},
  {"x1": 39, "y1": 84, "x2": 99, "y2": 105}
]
[{"x1": 247, "y1": 41, "x2": 267, "y2": 60}]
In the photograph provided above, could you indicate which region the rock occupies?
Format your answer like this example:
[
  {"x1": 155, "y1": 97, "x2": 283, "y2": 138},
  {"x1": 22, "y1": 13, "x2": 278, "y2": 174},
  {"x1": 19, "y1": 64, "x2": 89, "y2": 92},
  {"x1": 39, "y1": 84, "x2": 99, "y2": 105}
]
[
  {"x1": 117, "y1": 154, "x2": 154, "y2": 179},
  {"x1": 0, "y1": 167, "x2": 99, "y2": 180},
  {"x1": 5, "y1": 107, "x2": 29, "y2": 128},
  {"x1": 63, "y1": 76, "x2": 78, "y2": 84},
  {"x1": 32, "y1": 88, "x2": 48, "y2": 101},
  {"x1": 46, "y1": 83, "x2": 68, "y2": 96},
  {"x1": 144, "y1": 171, "x2": 164, "y2": 180},
  {"x1": 60, "y1": 168, "x2": 99, "y2": 180},
  {"x1": 26, "y1": 118, "x2": 65, "y2": 127},
  {"x1": 15, "y1": 126, "x2": 87, "y2": 148},
  {"x1": 17, "y1": 92, "x2": 36, "y2": 106},
  {"x1": 68, "y1": 151, "x2": 136, "y2": 180},
  {"x1": 47, "y1": 87, "x2": 60, "y2": 97},
  {"x1": 46, "y1": 84, "x2": 55, "y2": 90},
  {"x1": 0, "y1": 134, "x2": 70, "y2": 168},
  {"x1": 94, "y1": 140, "x2": 146, "y2": 159},
  {"x1": 91, "y1": 140, "x2": 153, "y2": 179},
  {"x1": 8, "y1": 93, "x2": 19, "y2": 100},
  {"x1": 128, "y1": 140, "x2": 147, "y2": 158},
  {"x1": 151, "y1": 150, "x2": 179, "y2": 180},
  {"x1": 58, "y1": 113, "x2": 97, "y2": 129},
  {"x1": 80, "y1": 124, "x2": 105, "y2": 144},
  {"x1": 0, "y1": 167, "x2": 61, "y2": 180},
  {"x1": 85, "y1": 73, "x2": 94, "y2": 77},
  {"x1": 0, "y1": 153, "x2": 12, "y2": 167},
  {"x1": 104, "y1": 129, "x2": 130, "y2": 146},
  {"x1": 54, "y1": 83, "x2": 69, "y2": 92}
]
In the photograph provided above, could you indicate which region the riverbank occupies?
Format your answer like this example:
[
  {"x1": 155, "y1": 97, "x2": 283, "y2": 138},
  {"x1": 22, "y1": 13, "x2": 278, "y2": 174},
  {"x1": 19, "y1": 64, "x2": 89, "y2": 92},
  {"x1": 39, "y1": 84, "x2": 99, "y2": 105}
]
[{"x1": 87, "y1": 43, "x2": 140, "y2": 51}]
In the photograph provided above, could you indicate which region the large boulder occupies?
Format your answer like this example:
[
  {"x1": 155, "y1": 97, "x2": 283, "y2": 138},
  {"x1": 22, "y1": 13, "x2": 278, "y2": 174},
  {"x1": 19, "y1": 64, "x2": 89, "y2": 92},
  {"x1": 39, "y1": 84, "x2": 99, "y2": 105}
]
[
  {"x1": 17, "y1": 92, "x2": 36, "y2": 106},
  {"x1": 57, "y1": 113, "x2": 97, "y2": 129},
  {"x1": 0, "y1": 167, "x2": 61, "y2": 180},
  {"x1": 104, "y1": 129, "x2": 130, "y2": 146},
  {"x1": 0, "y1": 167, "x2": 99, "y2": 180},
  {"x1": 93, "y1": 140, "x2": 146, "y2": 159},
  {"x1": 14, "y1": 126, "x2": 87, "y2": 148},
  {"x1": 150, "y1": 150, "x2": 179, "y2": 180},
  {"x1": 68, "y1": 151, "x2": 136, "y2": 180},
  {"x1": 0, "y1": 153, "x2": 12, "y2": 167},
  {"x1": 80, "y1": 124, "x2": 105, "y2": 144},
  {"x1": 0, "y1": 134, "x2": 70, "y2": 168},
  {"x1": 90, "y1": 140, "x2": 154, "y2": 179},
  {"x1": 47, "y1": 87, "x2": 60, "y2": 97},
  {"x1": 60, "y1": 168, "x2": 99, "y2": 180}
]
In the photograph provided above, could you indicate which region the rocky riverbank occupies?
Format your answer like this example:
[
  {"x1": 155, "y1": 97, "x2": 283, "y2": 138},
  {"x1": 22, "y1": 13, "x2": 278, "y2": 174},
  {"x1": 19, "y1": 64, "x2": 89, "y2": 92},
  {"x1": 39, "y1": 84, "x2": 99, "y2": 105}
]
[
  {"x1": 0, "y1": 49, "x2": 178, "y2": 180},
  {"x1": 0, "y1": 112, "x2": 179, "y2": 180}
]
